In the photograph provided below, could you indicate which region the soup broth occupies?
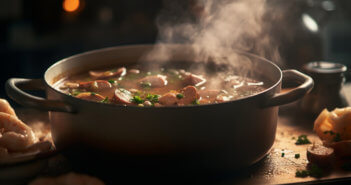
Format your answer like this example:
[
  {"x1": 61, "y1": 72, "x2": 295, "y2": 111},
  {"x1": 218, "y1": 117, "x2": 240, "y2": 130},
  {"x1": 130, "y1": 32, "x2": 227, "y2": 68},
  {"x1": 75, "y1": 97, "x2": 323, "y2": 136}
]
[{"x1": 57, "y1": 65, "x2": 266, "y2": 106}]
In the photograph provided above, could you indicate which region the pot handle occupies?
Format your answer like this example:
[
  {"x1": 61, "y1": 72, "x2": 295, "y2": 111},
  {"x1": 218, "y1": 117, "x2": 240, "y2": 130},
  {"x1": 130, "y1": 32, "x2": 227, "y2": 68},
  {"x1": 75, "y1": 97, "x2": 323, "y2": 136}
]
[
  {"x1": 264, "y1": 70, "x2": 314, "y2": 107},
  {"x1": 5, "y1": 78, "x2": 75, "y2": 113}
]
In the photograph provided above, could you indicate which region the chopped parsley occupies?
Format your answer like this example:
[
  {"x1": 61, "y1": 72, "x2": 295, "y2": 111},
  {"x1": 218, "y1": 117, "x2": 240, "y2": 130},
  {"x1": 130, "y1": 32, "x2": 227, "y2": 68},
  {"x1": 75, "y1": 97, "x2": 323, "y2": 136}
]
[
  {"x1": 101, "y1": 97, "x2": 109, "y2": 103},
  {"x1": 333, "y1": 133, "x2": 341, "y2": 142},
  {"x1": 71, "y1": 90, "x2": 81, "y2": 96},
  {"x1": 295, "y1": 154, "x2": 300, "y2": 159},
  {"x1": 295, "y1": 135, "x2": 311, "y2": 145},
  {"x1": 176, "y1": 93, "x2": 184, "y2": 99},
  {"x1": 281, "y1": 153, "x2": 285, "y2": 157},
  {"x1": 90, "y1": 92, "x2": 96, "y2": 96},
  {"x1": 108, "y1": 79, "x2": 117, "y2": 85},
  {"x1": 146, "y1": 94, "x2": 159, "y2": 103},
  {"x1": 296, "y1": 170, "x2": 309, "y2": 177},
  {"x1": 323, "y1": 130, "x2": 335, "y2": 135},
  {"x1": 192, "y1": 99, "x2": 200, "y2": 105},
  {"x1": 323, "y1": 130, "x2": 341, "y2": 142},
  {"x1": 131, "y1": 96, "x2": 144, "y2": 104},
  {"x1": 140, "y1": 82, "x2": 152, "y2": 88},
  {"x1": 295, "y1": 164, "x2": 324, "y2": 178}
]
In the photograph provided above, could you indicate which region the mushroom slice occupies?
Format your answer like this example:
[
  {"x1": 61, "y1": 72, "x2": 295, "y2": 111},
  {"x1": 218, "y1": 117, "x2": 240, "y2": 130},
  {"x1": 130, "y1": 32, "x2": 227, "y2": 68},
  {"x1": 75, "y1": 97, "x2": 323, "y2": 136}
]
[
  {"x1": 178, "y1": 86, "x2": 200, "y2": 105},
  {"x1": 159, "y1": 93, "x2": 178, "y2": 106},
  {"x1": 89, "y1": 67, "x2": 126, "y2": 79}
]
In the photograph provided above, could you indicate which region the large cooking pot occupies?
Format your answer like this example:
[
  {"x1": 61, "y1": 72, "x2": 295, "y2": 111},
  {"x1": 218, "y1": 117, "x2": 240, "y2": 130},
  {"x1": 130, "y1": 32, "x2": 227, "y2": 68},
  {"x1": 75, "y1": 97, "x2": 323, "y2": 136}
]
[{"x1": 5, "y1": 44, "x2": 313, "y2": 169}]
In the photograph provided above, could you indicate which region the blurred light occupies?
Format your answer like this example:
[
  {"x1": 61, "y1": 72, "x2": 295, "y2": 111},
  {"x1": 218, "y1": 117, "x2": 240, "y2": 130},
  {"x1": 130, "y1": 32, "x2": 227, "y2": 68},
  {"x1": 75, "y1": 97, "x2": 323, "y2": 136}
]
[
  {"x1": 302, "y1": 13, "x2": 319, "y2": 33},
  {"x1": 63, "y1": 0, "x2": 80, "y2": 12},
  {"x1": 322, "y1": 0, "x2": 335, "y2": 11}
]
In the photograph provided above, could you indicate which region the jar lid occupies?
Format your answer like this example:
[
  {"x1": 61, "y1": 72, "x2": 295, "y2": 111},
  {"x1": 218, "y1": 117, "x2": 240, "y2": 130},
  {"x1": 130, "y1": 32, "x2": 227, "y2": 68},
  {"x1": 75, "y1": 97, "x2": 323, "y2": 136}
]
[
  {"x1": 303, "y1": 61, "x2": 347, "y2": 83},
  {"x1": 303, "y1": 61, "x2": 347, "y2": 74}
]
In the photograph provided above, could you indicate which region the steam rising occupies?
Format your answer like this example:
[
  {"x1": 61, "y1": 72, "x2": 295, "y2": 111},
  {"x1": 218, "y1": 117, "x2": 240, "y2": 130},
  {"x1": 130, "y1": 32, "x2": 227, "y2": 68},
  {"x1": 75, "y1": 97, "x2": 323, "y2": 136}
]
[{"x1": 142, "y1": 0, "x2": 282, "y2": 73}]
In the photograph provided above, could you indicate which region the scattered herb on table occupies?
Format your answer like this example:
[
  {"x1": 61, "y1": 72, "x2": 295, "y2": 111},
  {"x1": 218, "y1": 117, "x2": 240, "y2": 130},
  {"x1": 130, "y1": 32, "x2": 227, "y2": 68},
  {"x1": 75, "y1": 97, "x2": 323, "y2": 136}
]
[
  {"x1": 295, "y1": 164, "x2": 324, "y2": 178},
  {"x1": 295, "y1": 154, "x2": 300, "y2": 159},
  {"x1": 281, "y1": 153, "x2": 285, "y2": 157},
  {"x1": 323, "y1": 130, "x2": 335, "y2": 135},
  {"x1": 131, "y1": 96, "x2": 144, "y2": 104},
  {"x1": 295, "y1": 135, "x2": 311, "y2": 145},
  {"x1": 176, "y1": 93, "x2": 184, "y2": 99},
  {"x1": 333, "y1": 133, "x2": 341, "y2": 142},
  {"x1": 296, "y1": 169, "x2": 309, "y2": 177}
]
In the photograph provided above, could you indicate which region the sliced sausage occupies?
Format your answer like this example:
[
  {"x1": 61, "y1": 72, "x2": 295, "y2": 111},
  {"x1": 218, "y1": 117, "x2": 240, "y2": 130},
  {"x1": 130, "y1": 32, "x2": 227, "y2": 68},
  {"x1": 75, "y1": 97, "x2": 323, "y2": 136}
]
[
  {"x1": 178, "y1": 86, "x2": 200, "y2": 105},
  {"x1": 183, "y1": 73, "x2": 206, "y2": 87},
  {"x1": 138, "y1": 75, "x2": 167, "y2": 88},
  {"x1": 79, "y1": 80, "x2": 112, "y2": 91},
  {"x1": 113, "y1": 89, "x2": 133, "y2": 105},
  {"x1": 158, "y1": 93, "x2": 178, "y2": 106},
  {"x1": 75, "y1": 92, "x2": 105, "y2": 102},
  {"x1": 89, "y1": 67, "x2": 126, "y2": 79},
  {"x1": 307, "y1": 144, "x2": 334, "y2": 166}
]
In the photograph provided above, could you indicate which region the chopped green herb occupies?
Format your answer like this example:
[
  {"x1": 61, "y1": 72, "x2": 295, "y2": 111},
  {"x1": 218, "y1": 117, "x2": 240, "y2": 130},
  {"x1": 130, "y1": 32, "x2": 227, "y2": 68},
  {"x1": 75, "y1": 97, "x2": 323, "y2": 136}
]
[
  {"x1": 131, "y1": 96, "x2": 144, "y2": 104},
  {"x1": 176, "y1": 93, "x2": 184, "y2": 99},
  {"x1": 146, "y1": 94, "x2": 159, "y2": 103},
  {"x1": 192, "y1": 99, "x2": 200, "y2": 105},
  {"x1": 71, "y1": 90, "x2": 81, "y2": 96},
  {"x1": 295, "y1": 135, "x2": 311, "y2": 145},
  {"x1": 296, "y1": 170, "x2": 309, "y2": 177},
  {"x1": 140, "y1": 82, "x2": 152, "y2": 88},
  {"x1": 101, "y1": 97, "x2": 109, "y2": 103},
  {"x1": 296, "y1": 164, "x2": 324, "y2": 178},
  {"x1": 281, "y1": 153, "x2": 285, "y2": 157},
  {"x1": 90, "y1": 92, "x2": 96, "y2": 96},
  {"x1": 323, "y1": 130, "x2": 335, "y2": 135},
  {"x1": 108, "y1": 79, "x2": 117, "y2": 84},
  {"x1": 333, "y1": 133, "x2": 341, "y2": 142},
  {"x1": 295, "y1": 154, "x2": 300, "y2": 159}
]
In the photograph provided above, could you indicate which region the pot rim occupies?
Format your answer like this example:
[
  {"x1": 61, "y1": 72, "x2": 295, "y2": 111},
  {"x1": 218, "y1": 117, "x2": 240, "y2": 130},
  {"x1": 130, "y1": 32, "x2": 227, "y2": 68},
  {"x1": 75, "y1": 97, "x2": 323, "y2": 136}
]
[{"x1": 44, "y1": 44, "x2": 282, "y2": 109}]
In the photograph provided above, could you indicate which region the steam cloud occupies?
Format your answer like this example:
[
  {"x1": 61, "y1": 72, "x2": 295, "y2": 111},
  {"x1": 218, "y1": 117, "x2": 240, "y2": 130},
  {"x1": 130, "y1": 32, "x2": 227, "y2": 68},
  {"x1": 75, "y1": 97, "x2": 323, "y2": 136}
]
[{"x1": 142, "y1": 0, "x2": 283, "y2": 72}]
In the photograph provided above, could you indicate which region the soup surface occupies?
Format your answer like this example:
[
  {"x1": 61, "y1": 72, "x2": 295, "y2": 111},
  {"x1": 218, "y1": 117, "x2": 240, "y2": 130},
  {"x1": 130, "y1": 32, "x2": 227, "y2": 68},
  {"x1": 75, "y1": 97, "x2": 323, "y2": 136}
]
[{"x1": 57, "y1": 65, "x2": 266, "y2": 106}]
